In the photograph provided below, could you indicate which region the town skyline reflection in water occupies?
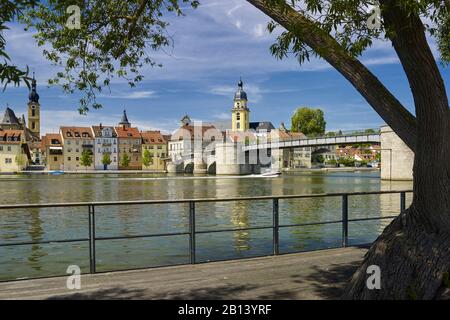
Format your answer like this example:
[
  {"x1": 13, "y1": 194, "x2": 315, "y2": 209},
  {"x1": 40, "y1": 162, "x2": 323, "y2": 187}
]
[{"x1": 0, "y1": 171, "x2": 412, "y2": 280}]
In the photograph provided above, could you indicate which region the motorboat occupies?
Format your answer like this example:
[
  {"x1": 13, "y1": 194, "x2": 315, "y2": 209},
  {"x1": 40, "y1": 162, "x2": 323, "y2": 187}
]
[{"x1": 261, "y1": 170, "x2": 281, "y2": 177}]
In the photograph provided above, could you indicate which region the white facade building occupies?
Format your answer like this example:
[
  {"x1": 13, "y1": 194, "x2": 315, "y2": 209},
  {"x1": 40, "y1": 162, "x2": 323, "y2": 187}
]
[{"x1": 92, "y1": 125, "x2": 118, "y2": 170}]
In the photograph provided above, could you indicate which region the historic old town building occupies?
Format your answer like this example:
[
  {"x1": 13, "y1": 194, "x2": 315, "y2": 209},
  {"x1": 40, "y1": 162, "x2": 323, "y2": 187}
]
[
  {"x1": 231, "y1": 79, "x2": 250, "y2": 132},
  {"x1": 141, "y1": 130, "x2": 167, "y2": 172},
  {"x1": 0, "y1": 74, "x2": 41, "y2": 171},
  {"x1": 1, "y1": 78, "x2": 383, "y2": 174},
  {"x1": 116, "y1": 110, "x2": 142, "y2": 170},
  {"x1": 41, "y1": 133, "x2": 63, "y2": 170},
  {"x1": 92, "y1": 124, "x2": 118, "y2": 170},
  {"x1": 60, "y1": 127, "x2": 95, "y2": 171},
  {"x1": 0, "y1": 129, "x2": 30, "y2": 172}
]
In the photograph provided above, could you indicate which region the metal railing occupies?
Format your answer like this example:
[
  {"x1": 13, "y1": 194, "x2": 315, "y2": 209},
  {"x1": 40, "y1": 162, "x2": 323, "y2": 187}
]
[{"x1": 0, "y1": 190, "x2": 412, "y2": 279}]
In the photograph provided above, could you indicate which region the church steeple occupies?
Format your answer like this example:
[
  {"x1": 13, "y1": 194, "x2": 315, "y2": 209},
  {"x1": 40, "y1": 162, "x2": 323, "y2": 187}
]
[
  {"x1": 28, "y1": 72, "x2": 40, "y2": 103},
  {"x1": 232, "y1": 78, "x2": 250, "y2": 132},
  {"x1": 27, "y1": 72, "x2": 41, "y2": 138},
  {"x1": 119, "y1": 109, "x2": 131, "y2": 128}
]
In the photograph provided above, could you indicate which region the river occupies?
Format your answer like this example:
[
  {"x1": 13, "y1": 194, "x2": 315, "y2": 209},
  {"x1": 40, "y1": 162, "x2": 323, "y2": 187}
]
[{"x1": 0, "y1": 171, "x2": 412, "y2": 280}]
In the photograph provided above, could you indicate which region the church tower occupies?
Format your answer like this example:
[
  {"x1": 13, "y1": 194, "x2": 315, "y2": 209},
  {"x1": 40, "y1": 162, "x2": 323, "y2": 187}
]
[
  {"x1": 27, "y1": 73, "x2": 40, "y2": 138},
  {"x1": 231, "y1": 79, "x2": 250, "y2": 132}
]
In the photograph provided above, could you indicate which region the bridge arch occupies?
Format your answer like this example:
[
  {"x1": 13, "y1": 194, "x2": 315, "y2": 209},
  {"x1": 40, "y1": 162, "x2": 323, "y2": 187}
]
[
  {"x1": 184, "y1": 162, "x2": 194, "y2": 174},
  {"x1": 207, "y1": 161, "x2": 216, "y2": 174}
]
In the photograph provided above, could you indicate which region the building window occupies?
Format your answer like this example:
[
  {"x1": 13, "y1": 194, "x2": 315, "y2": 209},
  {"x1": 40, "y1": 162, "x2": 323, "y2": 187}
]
[
  {"x1": 236, "y1": 112, "x2": 240, "y2": 120},
  {"x1": 76, "y1": 157, "x2": 79, "y2": 161},
  {"x1": 32, "y1": 109, "x2": 36, "y2": 117},
  {"x1": 0, "y1": 146, "x2": 2, "y2": 151},
  {"x1": 68, "y1": 157, "x2": 71, "y2": 161},
  {"x1": 237, "y1": 122, "x2": 240, "y2": 129},
  {"x1": 5, "y1": 158, "x2": 12, "y2": 164},
  {"x1": 7, "y1": 146, "x2": 11, "y2": 152},
  {"x1": 54, "y1": 157, "x2": 57, "y2": 161}
]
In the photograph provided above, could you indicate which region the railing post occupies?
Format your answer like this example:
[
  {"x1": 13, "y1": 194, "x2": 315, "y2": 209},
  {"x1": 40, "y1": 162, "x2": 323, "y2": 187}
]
[
  {"x1": 189, "y1": 201, "x2": 196, "y2": 264},
  {"x1": 88, "y1": 205, "x2": 96, "y2": 274},
  {"x1": 400, "y1": 192, "x2": 406, "y2": 213},
  {"x1": 273, "y1": 198, "x2": 279, "y2": 255},
  {"x1": 342, "y1": 195, "x2": 349, "y2": 248}
]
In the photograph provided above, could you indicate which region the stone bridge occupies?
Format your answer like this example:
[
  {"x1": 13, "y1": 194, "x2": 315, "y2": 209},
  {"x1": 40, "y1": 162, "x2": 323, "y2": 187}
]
[{"x1": 168, "y1": 126, "x2": 413, "y2": 180}]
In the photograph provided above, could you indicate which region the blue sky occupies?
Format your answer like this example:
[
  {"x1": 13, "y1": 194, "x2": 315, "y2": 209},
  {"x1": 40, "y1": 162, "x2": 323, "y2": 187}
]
[{"x1": 1, "y1": 0, "x2": 449, "y2": 135}]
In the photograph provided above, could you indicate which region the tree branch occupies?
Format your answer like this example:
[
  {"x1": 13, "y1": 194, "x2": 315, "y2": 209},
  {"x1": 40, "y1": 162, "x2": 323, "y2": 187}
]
[{"x1": 246, "y1": 0, "x2": 417, "y2": 151}]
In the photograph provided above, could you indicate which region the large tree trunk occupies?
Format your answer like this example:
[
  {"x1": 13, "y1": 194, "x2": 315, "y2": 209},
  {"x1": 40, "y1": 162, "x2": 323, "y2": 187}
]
[
  {"x1": 342, "y1": 0, "x2": 450, "y2": 299},
  {"x1": 245, "y1": 0, "x2": 450, "y2": 299}
]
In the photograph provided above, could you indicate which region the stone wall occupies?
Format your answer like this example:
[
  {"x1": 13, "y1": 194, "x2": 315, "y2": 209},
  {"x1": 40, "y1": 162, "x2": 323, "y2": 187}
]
[{"x1": 380, "y1": 125, "x2": 414, "y2": 181}]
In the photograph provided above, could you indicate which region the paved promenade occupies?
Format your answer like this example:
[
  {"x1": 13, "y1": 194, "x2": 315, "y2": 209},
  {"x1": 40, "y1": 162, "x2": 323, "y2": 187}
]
[{"x1": 0, "y1": 247, "x2": 367, "y2": 300}]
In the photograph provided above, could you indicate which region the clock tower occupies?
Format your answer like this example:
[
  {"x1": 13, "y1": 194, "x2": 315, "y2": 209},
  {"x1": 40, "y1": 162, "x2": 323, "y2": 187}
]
[
  {"x1": 231, "y1": 79, "x2": 250, "y2": 132},
  {"x1": 27, "y1": 73, "x2": 40, "y2": 138}
]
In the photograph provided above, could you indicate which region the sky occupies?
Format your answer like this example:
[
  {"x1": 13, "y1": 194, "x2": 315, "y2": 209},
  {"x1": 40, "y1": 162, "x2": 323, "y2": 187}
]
[{"x1": 1, "y1": 0, "x2": 449, "y2": 135}]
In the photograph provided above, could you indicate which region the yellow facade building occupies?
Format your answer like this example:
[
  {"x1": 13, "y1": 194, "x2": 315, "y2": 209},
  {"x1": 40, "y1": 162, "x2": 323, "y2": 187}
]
[
  {"x1": 60, "y1": 127, "x2": 95, "y2": 171},
  {"x1": 141, "y1": 131, "x2": 167, "y2": 172},
  {"x1": 0, "y1": 129, "x2": 30, "y2": 172},
  {"x1": 231, "y1": 79, "x2": 250, "y2": 132},
  {"x1": 41, "y1": 133, "x2": 64, "y2": 170}
]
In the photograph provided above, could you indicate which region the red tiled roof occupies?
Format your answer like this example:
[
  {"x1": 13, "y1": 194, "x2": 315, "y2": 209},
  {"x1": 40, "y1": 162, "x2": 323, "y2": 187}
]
[
  {"x1": 0, "y1": 129, "x2": 24, "y2": 144},
  {"x1": 141, "y1": 131, "x2": 166, "y2": 144},
  {"x1": 92, "y1": 125, "x2": 117, "y2": 137},
  {"x1": 115, "y1": 126, "x2": 141, "y2": 139},
  {"x1": 60, "y1": 127, "x2": 93, "y2": 139},
  {"x1": 41, "y1": 133, "x2": 62, "y2": 149}
]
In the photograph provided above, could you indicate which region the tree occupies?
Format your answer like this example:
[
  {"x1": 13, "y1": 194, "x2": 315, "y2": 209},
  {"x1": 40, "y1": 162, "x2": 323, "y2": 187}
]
[
  {"x1": 80, "y1": 150, "x2": 93, "y2": 170},
  {"x1": 364, "y1": 128, "x2": 376, "y2": 134},
  {"x1": 142, "y1": 149, "x2": 152, "y2": 167},
  {"x1": 339, "y1": 157, "x2": 356, "y2": 168},
  {"x1": 4, "y1": 0, "x2": 448, "y2": 299},
  {"x1": 101, "y1": 153, "x2": 112, "y2": 170},
  {"x1": 0, "y1": 0, "x2": 37, "y2": 89},
  {"x1": 1, "y1": 0, "x2": 199, "y2": 113},
  {"x1": 375, "y1": 152, "x2": 381, "y2": 163},
  {"x1": 120, "y1": 153, "x2": 130, "y2": 168},
  {"x1": 15, "y1": 154, "x2": 26, "y2": 169},
  {"x1": 291, "y1": 107, "x2": 326, "y2": 137},
  {"x1": 246, "y1": 0, "x2": 450, "y2": 299},
  {"x1": 311, "y1": 154, "x2": 324, "y2": 164}
]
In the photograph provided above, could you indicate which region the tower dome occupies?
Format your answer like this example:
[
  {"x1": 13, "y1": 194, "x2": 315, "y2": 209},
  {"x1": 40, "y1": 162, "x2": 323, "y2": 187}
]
[
  {"x1": 234, "y1": 79, "x2": 247, "y2": 101},
  {"x1": 28, "y1": 73, "x2": 40, "y2": 103}
]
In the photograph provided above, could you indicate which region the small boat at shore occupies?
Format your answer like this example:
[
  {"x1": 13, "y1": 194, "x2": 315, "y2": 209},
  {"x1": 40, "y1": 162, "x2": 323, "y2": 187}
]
[
  {"x1": 50, "y1": 170, "x2": 65, "y2": 175},
  {"x1": 261, "y1": 170, "x2": 281, "y2": 177}
]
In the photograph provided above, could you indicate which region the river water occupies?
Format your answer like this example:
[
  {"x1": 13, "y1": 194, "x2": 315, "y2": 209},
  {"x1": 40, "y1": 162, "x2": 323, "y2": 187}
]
[{"x1": 0, "y1": 171, "x2": 412, "y2": 280}]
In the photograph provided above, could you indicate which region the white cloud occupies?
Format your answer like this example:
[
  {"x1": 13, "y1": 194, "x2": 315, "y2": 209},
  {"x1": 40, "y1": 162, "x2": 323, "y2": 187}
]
[
  {"x1": 210, "y1": 83, "x2": 263, "y2": 103},
  {"x1": 99, "y1": 91, "x2": 156, "y2": 99}
]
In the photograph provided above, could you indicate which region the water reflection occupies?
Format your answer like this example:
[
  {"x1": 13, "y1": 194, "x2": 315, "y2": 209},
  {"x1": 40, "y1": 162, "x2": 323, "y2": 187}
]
[
  {"x1": 0, "y1": 171, "x2": 413, "y2": 280},
  {"x1": 230, "y1": 202, "x2": 250, "y2": 252}
]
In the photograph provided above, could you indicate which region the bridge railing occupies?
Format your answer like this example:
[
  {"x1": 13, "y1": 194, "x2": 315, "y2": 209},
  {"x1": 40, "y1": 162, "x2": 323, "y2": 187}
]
[
  {"x1": 243, "y1": 133, "x2": 381, "y2": 151},
  {"x1": 0, "y1": 190, "x2": 411, "y2": 281}
]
